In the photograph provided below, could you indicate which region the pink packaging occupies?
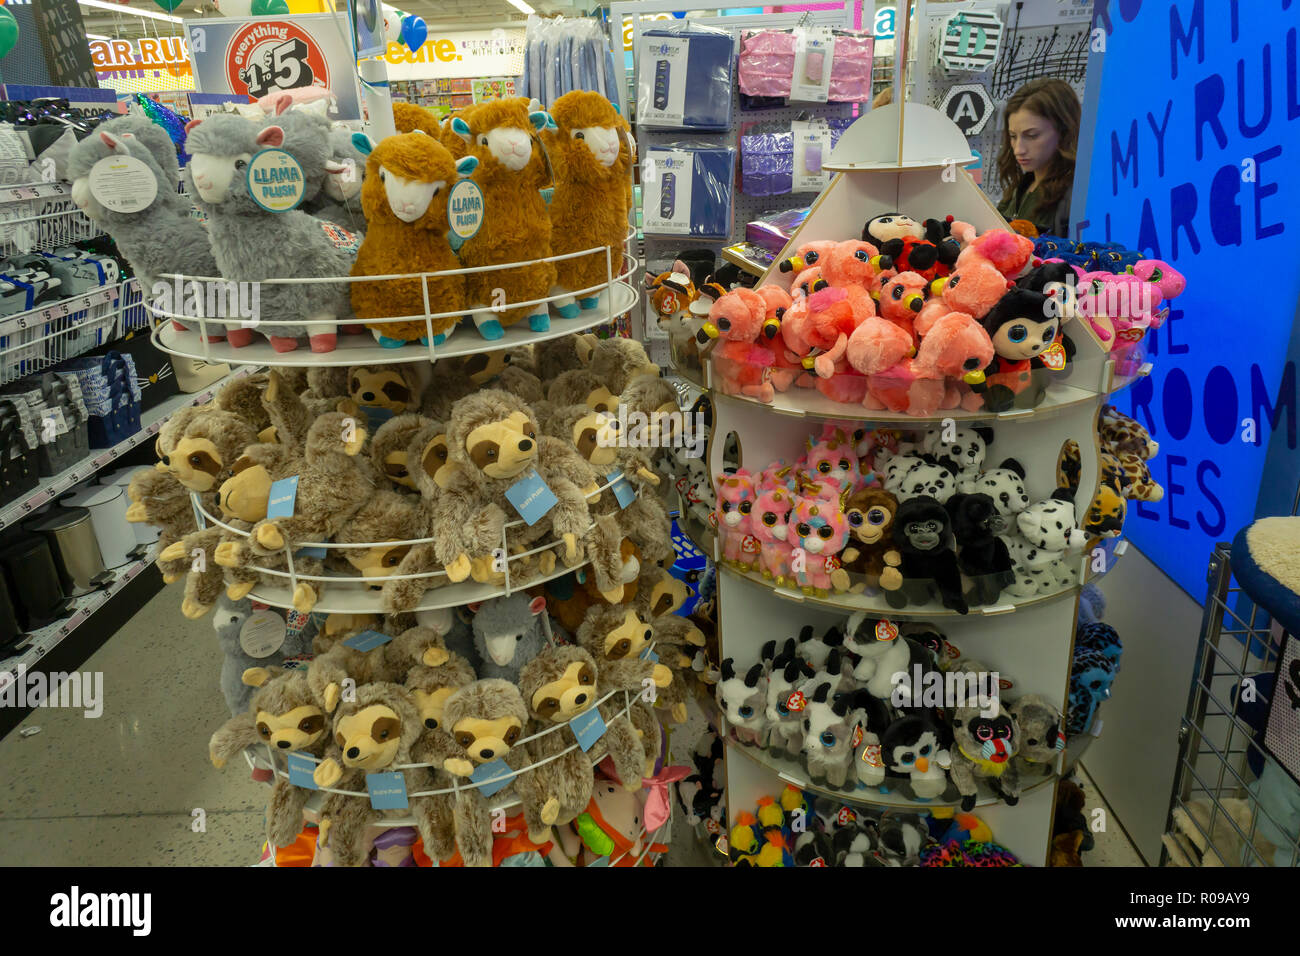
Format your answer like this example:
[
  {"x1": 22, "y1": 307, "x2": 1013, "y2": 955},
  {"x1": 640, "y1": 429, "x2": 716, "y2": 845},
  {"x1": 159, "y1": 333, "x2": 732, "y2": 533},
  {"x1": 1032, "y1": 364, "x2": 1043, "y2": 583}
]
[
  {"x1": 739, "y1": 29, "x2": 796, "y2": 97},
  {"x1": 829, "y1": 34, "x2": 874, "y2": 103}
]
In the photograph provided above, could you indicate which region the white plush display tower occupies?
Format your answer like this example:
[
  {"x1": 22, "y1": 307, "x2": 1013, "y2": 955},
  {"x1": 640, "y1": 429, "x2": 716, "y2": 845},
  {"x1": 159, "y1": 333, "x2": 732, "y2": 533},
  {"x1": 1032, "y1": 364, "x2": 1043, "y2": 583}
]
[{"x1": 703, "y1": 103, "x2": 1120, "y2": 866}]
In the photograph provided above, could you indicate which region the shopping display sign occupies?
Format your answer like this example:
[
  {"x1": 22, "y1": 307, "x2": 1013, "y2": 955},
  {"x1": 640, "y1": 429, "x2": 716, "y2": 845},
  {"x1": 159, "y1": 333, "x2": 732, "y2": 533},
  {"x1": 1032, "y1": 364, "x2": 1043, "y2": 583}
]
[
  {"x1": 939, "y1": 11, "x2": 1002, "y2": 72},
  {"x1": 1079, "y1": 0, "x2": 1300, "y2": 600},
  {"x1": 188, "y1": 15, "x2": 363, "y2": 120},
  {"x1": 381, "y1": 29, "x2": 526, "y2": 81},
  {"x1": 941, "y1": 82, "x2": 994, "y2": 136}
]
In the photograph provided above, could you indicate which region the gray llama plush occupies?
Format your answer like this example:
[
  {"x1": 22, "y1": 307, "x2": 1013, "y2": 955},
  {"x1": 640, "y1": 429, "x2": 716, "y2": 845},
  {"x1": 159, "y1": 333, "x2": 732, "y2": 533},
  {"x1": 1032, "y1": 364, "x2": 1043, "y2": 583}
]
[
  {"x1": 307, "y1": 126, "x2": 366, "y2": 233},
  {"x1": 212, "y1": 595, "x2": 315, "y2": 715},
  {"x1": 68, "y1": 115, "x2": 223, "y2": 340},
  {"x1": 470, "y1": 593, "x2": 548, "y2": 683},
  {"x1": 183, "y1": 112, "x2": 355, "y2": 353}
]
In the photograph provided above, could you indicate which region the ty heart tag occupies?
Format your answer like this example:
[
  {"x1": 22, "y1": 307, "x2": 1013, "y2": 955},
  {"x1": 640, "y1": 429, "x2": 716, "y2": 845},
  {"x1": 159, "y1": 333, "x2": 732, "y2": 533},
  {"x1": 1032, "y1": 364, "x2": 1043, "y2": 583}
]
[
  {"x1": 1039, "y1": 342, "x2": 1067, "y2": 370},
  {"x1": 808, "y1": 856, "x2": 827, "y2": 867},
  {"x1": 785, "y1": 690, "x2": 807, "y2": 712},
  {"x1": 1116, "y1": 328, "x2": 1145, "y2": 342},
  {"x1": 875, "y1": 619, "x2": 898, "y2": 642},
  {"x1": 836, "y1": 807, "x2": 857, "y2": 826},
  {"x1": 850, "y1": 724, "x2": 864, "y2": 749}
]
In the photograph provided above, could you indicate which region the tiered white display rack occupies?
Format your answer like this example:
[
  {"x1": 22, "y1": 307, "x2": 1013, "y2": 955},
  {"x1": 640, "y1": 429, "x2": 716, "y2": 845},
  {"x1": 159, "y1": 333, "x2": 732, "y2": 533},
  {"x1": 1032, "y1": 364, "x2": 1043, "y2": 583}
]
[
  {"x1": 694, "y1": 103, "x2": 1121, "y2": 866},
  {"x1": 144, "y1": 227, "x2": 669, "y2": 865}
]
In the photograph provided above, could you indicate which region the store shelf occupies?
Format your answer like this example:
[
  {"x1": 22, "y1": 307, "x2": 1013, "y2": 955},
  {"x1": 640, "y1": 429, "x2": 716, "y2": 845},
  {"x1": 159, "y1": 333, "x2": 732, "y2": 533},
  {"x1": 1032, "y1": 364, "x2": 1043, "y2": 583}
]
[
  {"x1": 241, "y1": 555, "x2": 593, "y2": 615},
  {"x1": 724, "y1": 730, "x2": 1059, "y2": 810},
  {"x1": 675, "y1": 506, "x2": 1081, "y2": 619},
  {"x1": 0, "y1": 369, "x2": 247, "y2": 533},
  {"x1": 720, "y1": 242, "x2": 775, "y2": 278},
  {"x1": 150, "y1": 280, "x2": 639, "y2": 369},
  {"x1": 710, "y1": 377, "x2": 1108, "y2": 426},
  {"x1": 0, "y1": 546, "x2": 155, "y2": 673},
  {"x1": 0, "y1": 182, "x2": 102, "y2": 256}
]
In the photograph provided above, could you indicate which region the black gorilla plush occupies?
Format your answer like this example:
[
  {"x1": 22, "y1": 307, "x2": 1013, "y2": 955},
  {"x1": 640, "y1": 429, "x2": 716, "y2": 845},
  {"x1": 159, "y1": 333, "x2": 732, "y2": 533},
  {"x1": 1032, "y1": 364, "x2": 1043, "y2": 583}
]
[
  {"x1": 885, "y1": 495, "x2": 968, "y2": 614},
  {"x1": 946, "y1": 492, "x2": 1016, "y2": 606}
]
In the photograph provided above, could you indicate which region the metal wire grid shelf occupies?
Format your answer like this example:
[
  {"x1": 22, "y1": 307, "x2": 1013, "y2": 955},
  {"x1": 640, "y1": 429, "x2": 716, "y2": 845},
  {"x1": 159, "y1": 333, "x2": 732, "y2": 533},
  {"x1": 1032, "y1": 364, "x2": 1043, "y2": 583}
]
[
  {"x1": 147, "y1": 228, "x2": 640, "y2": 367},
  {"x1": 0, "y1": 184, "x2": 101, "y2": 256},
  {"x1": 0, "y1": 278, "x2": 152, "y2": 386},
  {"x1": 190, "y1": 471, "x2": 647, "y2": 614},
  {"x1": 1166, "y1": 541, "x2": 1300, "y2": 866}
]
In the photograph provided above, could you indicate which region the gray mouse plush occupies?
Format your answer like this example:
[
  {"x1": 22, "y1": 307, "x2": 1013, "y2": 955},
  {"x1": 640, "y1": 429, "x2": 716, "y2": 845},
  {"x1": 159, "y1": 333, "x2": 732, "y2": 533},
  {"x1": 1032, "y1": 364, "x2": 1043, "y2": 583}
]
[{"x1": 212, "y1": 596, "x2": 314, "y2": 714}]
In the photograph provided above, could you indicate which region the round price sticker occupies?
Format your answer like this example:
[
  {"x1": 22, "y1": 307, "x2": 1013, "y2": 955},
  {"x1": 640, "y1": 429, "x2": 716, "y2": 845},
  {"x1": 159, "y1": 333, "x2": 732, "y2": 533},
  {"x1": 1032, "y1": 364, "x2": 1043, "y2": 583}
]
[
  {"x1": 447, "y1": 178, "x2": 484, "y2": 243},
  {"x1": 246, "y1": 148, "x2": 305, "y2": 212},
  {"x1": 239, "y1": 609, "x2": 287, "y2": 658},
  {"x1": 89, "y1": 156, "x2": 159, "y2": 214}
]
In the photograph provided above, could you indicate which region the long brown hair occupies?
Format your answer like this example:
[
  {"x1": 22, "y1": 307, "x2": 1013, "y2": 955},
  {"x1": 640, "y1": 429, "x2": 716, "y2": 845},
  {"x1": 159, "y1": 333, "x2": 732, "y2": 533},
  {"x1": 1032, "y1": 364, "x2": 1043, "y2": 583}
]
[{"x1": 996, "y1": 78, "x2": 1080, "y2": 210}]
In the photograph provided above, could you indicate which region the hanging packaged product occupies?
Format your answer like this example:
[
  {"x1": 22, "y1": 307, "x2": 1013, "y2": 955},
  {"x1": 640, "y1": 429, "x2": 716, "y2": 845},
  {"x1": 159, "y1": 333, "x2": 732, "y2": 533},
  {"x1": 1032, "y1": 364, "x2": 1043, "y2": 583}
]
[
  {"x1": 636, "y1": 22, "x2": 735, "y2": 131},
  {"x1": 791, "y1": 27, "x2": 834, "y2": 103},
  {"x1": 791, "y1": 118, "x2": 833, "y2": 192},
  {"x1": 642, "y1": 142, "x2": 736, "y2": 239}
]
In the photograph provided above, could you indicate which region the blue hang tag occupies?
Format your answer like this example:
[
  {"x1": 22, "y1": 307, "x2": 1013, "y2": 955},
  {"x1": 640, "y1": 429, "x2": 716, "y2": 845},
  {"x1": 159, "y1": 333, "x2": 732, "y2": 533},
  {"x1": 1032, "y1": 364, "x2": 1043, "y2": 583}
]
[
  {"x1": 569, "y1": 707, "x2": 607, "y2": 752},
  {"x1": 366, "y1": 771, "x2": 409, "y2": 810},
  {"x1": 266, "y1": 475, "x2": 299, "y2": 519},
  {"x1": 361, "y1": 404, "x2": 395, "y2": 428},
  {"x1": 640, "y1": 647, "x2": 659, "y2": 663},
  {"x1": 471, "y1": 758, "x2": 515, "y2": 797},
  {"x1": 505, "y1": 468, "x2": 558, "y2": 526},
  {"x1": 287, "y1": 752, "x2": 319, "y2": 790},
  {"x1": 294, "y1": 546, "x2": 328, "y2": 560},
  {"x1": 608, "y1": 470, "x2": 636, "y2": 509},
  {"x1": 343, "y1": 629, "x2": 395, "y2": 652},
  {"x1": 191, "y1": 496, "x2": 207, "y2": 530}
]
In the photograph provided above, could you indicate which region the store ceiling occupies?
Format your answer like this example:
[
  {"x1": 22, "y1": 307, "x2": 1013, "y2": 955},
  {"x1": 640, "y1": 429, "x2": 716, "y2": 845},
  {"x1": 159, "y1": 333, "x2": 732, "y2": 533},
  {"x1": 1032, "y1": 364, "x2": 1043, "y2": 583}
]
[{"x1": 77, "y1": 1, "x2": 594, "y2": 41}]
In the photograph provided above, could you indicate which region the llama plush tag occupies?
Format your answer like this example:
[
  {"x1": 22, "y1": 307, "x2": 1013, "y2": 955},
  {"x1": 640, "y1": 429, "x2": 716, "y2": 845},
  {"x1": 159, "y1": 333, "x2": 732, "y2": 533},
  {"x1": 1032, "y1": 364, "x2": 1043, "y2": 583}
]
[
  {"x1": 343, "y1": 630, "x2": 395, "y2": 652},
  {"x1": 239, "y1": 609, "x2": 286, "y2": 657},
  {"x1": 608, "y1": 471, "x2": 636, "y2": 509},
  {"x1": 267, "y1": 475, "x2": 299, "y2": 518},
  {"x1": 570, "y1": 707, "x2": 607, "y2": 752},
  {"x1": 247, "y1": 148, "x2": 305, "y2": 212},
  {"x1": 447, "y1": 179, "x2": 485, "y2": 244},
  {"x1": 1039, "y1": 342, "x2": 1067, "y2": 371},
  {"x1": 287, "y1": 752, "x2": 319, "y2": 790},
  {"x1": 470, "y1": 758, "x2": 514, "y2": 796},
  {"x1": 366, "y1": 772, "x2": 409, "y2": 810},
  {"x1": 89, "y1": 156, "x2": 158, "y2": 214},
  {"x1": 505, "y1": 469, "x2": 558, "y2": 525}
]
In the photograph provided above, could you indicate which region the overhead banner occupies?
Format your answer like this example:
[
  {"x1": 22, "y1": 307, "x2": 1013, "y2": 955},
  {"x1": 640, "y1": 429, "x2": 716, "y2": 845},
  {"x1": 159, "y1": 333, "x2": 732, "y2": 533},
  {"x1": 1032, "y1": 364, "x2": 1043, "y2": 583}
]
[
  {"x1": 188, "y1": 14, "x2": 362, "y2": 119},
  {"x1": 380, "y1": 30, "x2": 526, "y2": 81},
  {"x1": 1080, "y1": 0, "x2": 1300, "y2": 600}
]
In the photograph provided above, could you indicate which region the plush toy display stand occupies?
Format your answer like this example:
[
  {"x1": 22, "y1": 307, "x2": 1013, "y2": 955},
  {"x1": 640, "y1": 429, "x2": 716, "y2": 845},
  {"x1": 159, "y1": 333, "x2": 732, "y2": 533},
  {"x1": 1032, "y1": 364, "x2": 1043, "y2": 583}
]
[{"x1": 697, "y1": 102, "x2": 1126, "y2": 867}]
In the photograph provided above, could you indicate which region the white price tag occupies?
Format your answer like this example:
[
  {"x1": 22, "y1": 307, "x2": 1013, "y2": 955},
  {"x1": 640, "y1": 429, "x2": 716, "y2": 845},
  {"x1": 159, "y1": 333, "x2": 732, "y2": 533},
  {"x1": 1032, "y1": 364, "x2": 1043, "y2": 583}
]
[
  {"x1": 89, "y1": 156, "x2": 158, "y2": 214},
  {"x1": 239, "y1": 610, "x2": 287, "y2": 658}
]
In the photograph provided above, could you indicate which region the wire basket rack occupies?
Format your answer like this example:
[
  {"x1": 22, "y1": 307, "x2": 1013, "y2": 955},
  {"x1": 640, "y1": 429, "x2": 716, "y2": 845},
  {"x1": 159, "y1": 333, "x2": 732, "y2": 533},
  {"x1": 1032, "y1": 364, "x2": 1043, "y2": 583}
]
[
  {"x1": 191, "y1": 471, "x2": 649, "y2": 615},
  {"x1": 1166, "y1": 534, "x2": 1300, "y2": 866},
  {"x1": 0, "y1": 184, "x2": 101, "y2": 256},
  {"x1": 0, "y1": 280, "x2": 140, "y2": 386}
]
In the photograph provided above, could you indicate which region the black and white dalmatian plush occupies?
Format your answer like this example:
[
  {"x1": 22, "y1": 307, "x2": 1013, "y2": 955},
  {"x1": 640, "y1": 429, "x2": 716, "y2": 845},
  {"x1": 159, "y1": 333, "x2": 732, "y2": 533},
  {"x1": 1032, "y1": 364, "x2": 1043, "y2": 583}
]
[
  {"x1": 922, "y1": 425, "x2": 992, "y2": 489},
  {"x1": 1001, "y1": 490, "x2": 1086, "y2": 596},
  {"x1": 966, "y1": 457, "x2": 1030, "y2": 514},
  {"x1": 884, "y1": 455, "x2": 957, "y2": 504}
]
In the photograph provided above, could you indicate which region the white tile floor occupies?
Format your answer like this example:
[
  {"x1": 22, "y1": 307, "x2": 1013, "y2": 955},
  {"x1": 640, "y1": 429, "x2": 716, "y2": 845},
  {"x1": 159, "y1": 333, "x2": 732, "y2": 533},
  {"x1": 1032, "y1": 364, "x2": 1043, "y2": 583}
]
[{"x1": 0, "y1": 582, "x2": 1148, "y2": 867}]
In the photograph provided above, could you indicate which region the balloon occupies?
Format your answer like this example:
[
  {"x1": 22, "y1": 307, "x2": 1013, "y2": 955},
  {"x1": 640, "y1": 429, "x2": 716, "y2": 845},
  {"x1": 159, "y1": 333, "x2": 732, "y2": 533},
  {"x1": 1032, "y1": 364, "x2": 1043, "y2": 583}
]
[
  {"x1": 400, "y1": 15, "x2": 427, "y2": 52},
  {"x1": 0, "y1": 8, "x2": 17, "y2": 60},
  {"x1": 213, "y1": 0, "x2": 254, "y2": 15},
  {"x1": 153, "y1": 0, "x2": 186, "y2": 11},
  {"x1": 251, "y1": 0, "x2": 290, "y2": 13}
]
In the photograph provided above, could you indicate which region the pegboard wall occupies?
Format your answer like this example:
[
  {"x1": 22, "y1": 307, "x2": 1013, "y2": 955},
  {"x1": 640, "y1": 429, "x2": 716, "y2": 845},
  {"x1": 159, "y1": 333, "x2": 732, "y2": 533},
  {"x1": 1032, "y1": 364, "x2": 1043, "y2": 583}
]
[
  {"x1": 915, "y1": 0, "x2": 1092, "y2": 206},
  {"x1": 633, "y1": 7, "x2": 859, "y2": 273}
]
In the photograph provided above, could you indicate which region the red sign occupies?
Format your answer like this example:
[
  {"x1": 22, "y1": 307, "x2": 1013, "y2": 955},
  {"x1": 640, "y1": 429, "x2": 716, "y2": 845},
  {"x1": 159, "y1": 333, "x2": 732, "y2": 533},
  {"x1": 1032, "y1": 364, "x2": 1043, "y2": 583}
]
[{"x1": 224, "y1": 20, "x2": 330, "y2": 101}]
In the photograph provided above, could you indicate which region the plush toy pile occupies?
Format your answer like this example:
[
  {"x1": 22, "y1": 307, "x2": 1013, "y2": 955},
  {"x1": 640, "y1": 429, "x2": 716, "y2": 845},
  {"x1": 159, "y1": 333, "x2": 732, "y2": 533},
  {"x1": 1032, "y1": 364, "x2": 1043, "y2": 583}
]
[
  {"x1": 716, "y1": 613, "x2": 1064, "y2": 810},
  {"x1": 205, "y1": 577, "x2": 697, "y2": 867},
  {"x1": 68, "y1": 95, "x2": 633, "y2": 354},
  {"x1": 658, "y1": 214, "x2": 1185, "y2": 414},
  {"x1": 703, "y1": 420, "x2": 1091, "y2": 612},
  {"x1": 125, "y1": 335, "x2": 678, "y2": 619},
  {"x1": 727, "y1": 784, "x2": 1020, "y2": 866}
]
